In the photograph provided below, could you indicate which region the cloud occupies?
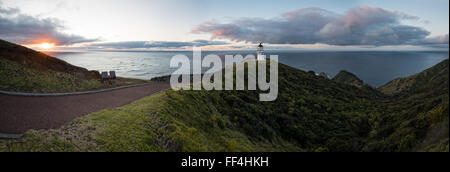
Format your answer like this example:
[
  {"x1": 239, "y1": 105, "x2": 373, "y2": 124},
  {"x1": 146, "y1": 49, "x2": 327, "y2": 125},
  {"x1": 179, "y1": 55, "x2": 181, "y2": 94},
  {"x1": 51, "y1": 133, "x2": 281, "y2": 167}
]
[
  {"x1": 192, "y1": 6, "x2": 447, "y2": 47},
  {"x1": 424, "y1": 34, "x2": 449, "y2": 44},
  {"x1": 89, "y1": 40, "x2": 229, "y2": 49},
  {"x1": 0, "y1": 2, "x2": 97, "y2": 45},
  {"x1": 419, "y1": 34, "x2": 449, "y2": 48},
  {"x1": 0, "y1": 2, "x2": 19, "y2": 15}
]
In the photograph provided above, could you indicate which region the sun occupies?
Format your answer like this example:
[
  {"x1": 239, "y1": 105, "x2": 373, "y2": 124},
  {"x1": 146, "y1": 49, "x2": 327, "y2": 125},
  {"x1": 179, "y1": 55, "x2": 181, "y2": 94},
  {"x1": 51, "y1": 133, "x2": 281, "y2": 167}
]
[{"x1": 38, "y1": 42, "x2": 55, "y2": 50}]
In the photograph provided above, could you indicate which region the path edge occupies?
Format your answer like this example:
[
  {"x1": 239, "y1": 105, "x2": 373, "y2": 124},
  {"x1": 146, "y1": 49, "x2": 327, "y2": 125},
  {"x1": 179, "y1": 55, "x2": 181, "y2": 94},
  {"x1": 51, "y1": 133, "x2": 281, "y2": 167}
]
[
  {"x1": 0, "y1": 83, "x2": 159, "y2": 97},
  {"x1": 0, "y1": 133, "x2": 22, "y2": 139}
]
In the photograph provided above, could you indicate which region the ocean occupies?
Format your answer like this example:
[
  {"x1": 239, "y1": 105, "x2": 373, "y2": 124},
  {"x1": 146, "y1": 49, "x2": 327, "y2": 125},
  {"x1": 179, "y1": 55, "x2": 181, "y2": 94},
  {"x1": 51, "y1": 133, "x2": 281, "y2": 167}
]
[{"x1": 49, "y1": 51, "x2": 449, "y2": 87}]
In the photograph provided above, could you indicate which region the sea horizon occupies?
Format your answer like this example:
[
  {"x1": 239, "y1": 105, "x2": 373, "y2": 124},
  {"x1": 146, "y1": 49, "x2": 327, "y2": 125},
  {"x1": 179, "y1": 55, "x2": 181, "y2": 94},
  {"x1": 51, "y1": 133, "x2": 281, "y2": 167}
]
[{"x1": 49, "y1": 50, "x2": 449, "y2": 87}]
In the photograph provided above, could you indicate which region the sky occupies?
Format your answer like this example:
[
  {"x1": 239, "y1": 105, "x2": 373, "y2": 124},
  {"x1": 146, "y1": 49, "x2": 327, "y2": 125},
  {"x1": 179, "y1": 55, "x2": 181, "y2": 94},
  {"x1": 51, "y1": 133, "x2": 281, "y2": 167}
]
[{"x1": 0, "y1": 0, "x2": 448, "y2": 51}]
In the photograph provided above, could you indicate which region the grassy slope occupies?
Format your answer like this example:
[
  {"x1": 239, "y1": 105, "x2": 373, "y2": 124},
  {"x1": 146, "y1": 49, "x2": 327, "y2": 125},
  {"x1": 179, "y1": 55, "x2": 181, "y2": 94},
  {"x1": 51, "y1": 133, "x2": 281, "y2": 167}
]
[
  {"x1": 161, "y1": 63, "x2": 384, "y2": 152},
  {"x1": 0, "y1": 93, "x2": 166, "y2": 152},
  {"x1": 379, "y1": 59, "x2": 449, "y2": 96},
  {"x1": 0, "y1": 92, "x2": 300, "y2": 152},
  {"x1": 1, "y1": 60, "x2": 448, "y2": 152},
  {"x1": 0, "y1": 57, "x2": 102, "y2": 92},
  {"x1": 0, "y1": 57, "x2": 150, "y2": 93},
  {"x1": 1, "y1": 39, "x2": 150, "y2": 93},
  {"x1": 0, "y1": 39, "x2": 99, "y2": 79}
]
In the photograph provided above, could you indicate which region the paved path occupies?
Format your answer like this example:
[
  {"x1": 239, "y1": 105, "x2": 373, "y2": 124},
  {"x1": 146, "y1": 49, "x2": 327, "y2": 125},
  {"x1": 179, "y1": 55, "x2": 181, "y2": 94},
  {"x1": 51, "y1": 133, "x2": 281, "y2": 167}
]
[{"x1": 0, "y1": 83, "x2": 170, "y2": 134}]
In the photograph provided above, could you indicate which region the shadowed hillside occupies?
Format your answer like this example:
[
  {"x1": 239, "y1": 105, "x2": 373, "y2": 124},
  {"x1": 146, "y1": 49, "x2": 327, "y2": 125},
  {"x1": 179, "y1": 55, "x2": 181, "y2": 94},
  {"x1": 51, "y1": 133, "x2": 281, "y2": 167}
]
[
  {"x1": 368, "y1": 59, "x2": 449, "y2": 152},
  {"x1": 333, "y1": 70, "x2": 365, "y2": 87},
  {"x1": 332, "y1": 70, "x2": 380, "y2": 94},
  {"x1": 0, "y1": 40, "x2": 150, "y2": 93},
  {"x1": 0, "y1": 39, "x2": 100, "y2": 80},
  {"x1": 379, "y1": 59, "x2": 449, "y2": 97}
]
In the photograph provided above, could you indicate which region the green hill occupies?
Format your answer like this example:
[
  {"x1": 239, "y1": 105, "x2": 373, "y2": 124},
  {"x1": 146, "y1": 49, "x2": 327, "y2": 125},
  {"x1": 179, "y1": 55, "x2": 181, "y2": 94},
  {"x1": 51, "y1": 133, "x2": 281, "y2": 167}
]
[
  {"x1": 0, "y1": 39, "x2": 100, "y2": 80},
  {"x1": 0, "y1": 39, "x2": 102, "y2": 92},
  {"x1": 0, "y1": 46, "x2": 448, "y2": 152},
  {"x1": 0, "y1": 39, "x2": 149, "y2": 93},
  {"x1": 333, "y1": 70, "x2": 365, "y2": 87},
  {"x1": 0, "y1": 57, "x2": 103, "y2": 93},
  {"x1": 379, "y1": 59, "x2": 449, "y2": 97},
  {"x1": 370, "y1": 59, "x2": 449, "y2": 152}
]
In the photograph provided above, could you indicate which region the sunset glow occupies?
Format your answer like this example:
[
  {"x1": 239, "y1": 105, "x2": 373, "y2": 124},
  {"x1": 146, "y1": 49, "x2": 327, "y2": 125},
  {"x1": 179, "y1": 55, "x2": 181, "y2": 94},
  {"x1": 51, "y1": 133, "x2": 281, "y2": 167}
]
[{"x1": 38, "y1": 42, "x2": 55, "y2": 50}]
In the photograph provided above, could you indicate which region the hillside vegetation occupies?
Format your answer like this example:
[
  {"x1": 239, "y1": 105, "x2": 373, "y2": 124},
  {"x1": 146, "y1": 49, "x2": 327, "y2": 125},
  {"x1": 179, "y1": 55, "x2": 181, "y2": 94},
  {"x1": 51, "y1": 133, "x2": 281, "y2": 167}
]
[
  {"x1": 0, "y1": 39, "x2": 100, "y2": 80},
  {"x1": 371, "y1": 59, "x2": 449, "y2": 152},
  {"x1": 379, "y1": 59, "x2": 449, "y2": 96},
  {"x1": 0, "y1": 57, "x2": 102, "y2": 93},
  {"x1": 0, "y1": 39, "x2": 150, "y2": 93},
  {"x1": 1, "y1": 59, "x2": 447, "y2": 152},
  {"x1": 333, "y1": 70, "x2": 365, "y2": 87}
]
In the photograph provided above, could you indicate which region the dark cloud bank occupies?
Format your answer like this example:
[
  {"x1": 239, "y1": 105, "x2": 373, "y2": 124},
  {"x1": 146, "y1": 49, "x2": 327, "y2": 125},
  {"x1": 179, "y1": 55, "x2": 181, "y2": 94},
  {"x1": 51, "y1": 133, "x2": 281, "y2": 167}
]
[
  {"x1": 192, "y1": 6, "x2": 448, "y2": 47},
  {"x1": 0, "y1": 1, "x2": 97, "y2": 45}
]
